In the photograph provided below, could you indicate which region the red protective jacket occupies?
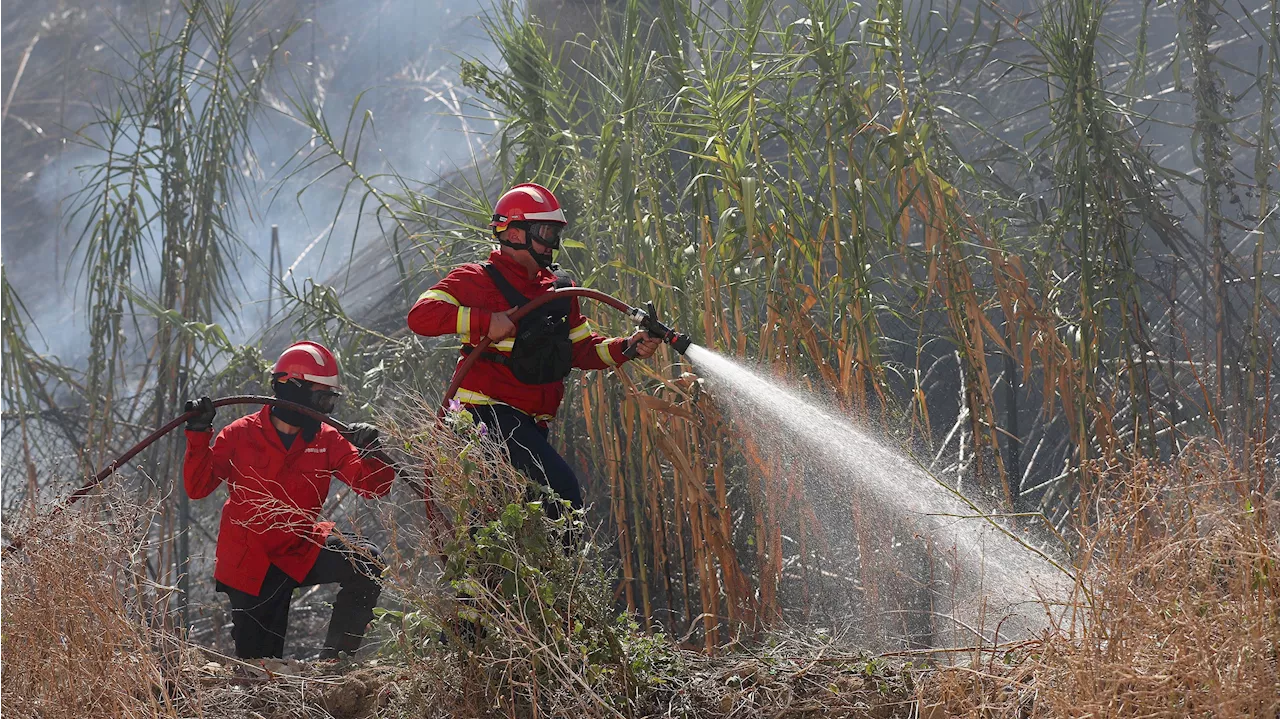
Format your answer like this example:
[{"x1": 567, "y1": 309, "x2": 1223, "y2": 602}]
[
  {"x1": 407, "y1": 249, "x2": 631, "y2": 422},
  {"x1": 183, "y1": 406, "x2": 394, "y2": 596}
]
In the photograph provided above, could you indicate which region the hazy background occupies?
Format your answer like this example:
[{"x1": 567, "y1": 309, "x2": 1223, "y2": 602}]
[{"x1": 2, "y1": 0, "x2": 499, "y2": 359}]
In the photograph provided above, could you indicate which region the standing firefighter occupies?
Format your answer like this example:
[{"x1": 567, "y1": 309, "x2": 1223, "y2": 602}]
[
  {"x1": 183, "y1": 341, "x2": 394, "y2": 660},
  {"x1": 407, "y1": 182, "x2": 660, "y2": 514}
]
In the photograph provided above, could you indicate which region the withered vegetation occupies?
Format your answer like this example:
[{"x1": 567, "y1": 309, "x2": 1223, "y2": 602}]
[{"x1": 2, "y1": 0, "x2": 1278, "y2": 715}]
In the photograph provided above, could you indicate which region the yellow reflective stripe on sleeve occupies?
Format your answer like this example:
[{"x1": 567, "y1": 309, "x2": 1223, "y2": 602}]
[
  {"x1": 569, "y1": 319, "x2": 592, "y2": 343},
  {"x1": 456, "y1": 307, "x2": 472, "y2": 339},
  {"x1": 420, "y1": 289, "x2": 460, "y2": 306},
  {"x1": 596, "y1": 341, "x2": 619, "y2": 367},
  {"x1": 493, "y1": 337, "x2": 515, "y2": 352}
]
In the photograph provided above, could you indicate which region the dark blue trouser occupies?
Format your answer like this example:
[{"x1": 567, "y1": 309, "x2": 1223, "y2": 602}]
[{"x1": 469, "y1": 403, "x2": 583, "y2": 514}]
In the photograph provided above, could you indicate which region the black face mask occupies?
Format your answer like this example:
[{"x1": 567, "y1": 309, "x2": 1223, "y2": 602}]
[{"x1": 271, "y1": 380, "x2": 339, "y2": 439}]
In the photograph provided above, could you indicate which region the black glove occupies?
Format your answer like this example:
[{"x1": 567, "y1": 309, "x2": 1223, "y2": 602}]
[
  {"x1": 345, "y1": 422, "x2": 381, "y2": 452},
  {"x1": 184, "y1": 396, "x2": 216, "y2": 432}
]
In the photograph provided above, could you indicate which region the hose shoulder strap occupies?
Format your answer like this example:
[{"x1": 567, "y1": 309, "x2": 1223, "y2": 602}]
[
  {"x1": 483, "y1": 263, "x2": 530, "y2": 308},
  {"x1": 483, "y1": 263, "x2": 576, "y2": 310}
]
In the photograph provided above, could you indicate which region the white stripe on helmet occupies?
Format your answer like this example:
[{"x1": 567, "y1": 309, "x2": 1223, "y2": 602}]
[
  {"x1": 523, "y1": 208, "x2": 567, "y2": 223},
  {"x1": 294, "y1": 343, "x2": 327, "y2": 366},
  {"x1": 302, "y1": 372, "x2": 340, "y2": 387},
  {"x1": 516, "y1": 186, "x2": 545, "y2": 203}
]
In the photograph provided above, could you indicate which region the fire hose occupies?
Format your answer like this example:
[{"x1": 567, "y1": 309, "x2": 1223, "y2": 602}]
[
  {"x1": 438, "y1": 287, "x2": 692, "y2": 417},
  {"x1": 2, "y1": 396, "x2": 394, "y2": 555},
  {"x1": 4, "y1": 289, "x2": 693, "y2": 556}
]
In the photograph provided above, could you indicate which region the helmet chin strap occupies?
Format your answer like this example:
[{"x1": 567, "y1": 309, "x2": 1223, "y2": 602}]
[
  {"x1": 531, "y1": 248, "x2": 555, "y2": 268},
  {"x1": 498, "y1": 234, "x2": 555, "y2": 269}
]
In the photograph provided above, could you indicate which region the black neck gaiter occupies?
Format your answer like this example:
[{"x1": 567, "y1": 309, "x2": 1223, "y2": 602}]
[{"x1": 272, "y1": 381, "x2": 322, "y2": 440}]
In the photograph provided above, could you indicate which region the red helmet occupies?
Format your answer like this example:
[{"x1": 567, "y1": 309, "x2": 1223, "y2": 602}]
[
  {"x1": 272, "y1": 341, "x2": 341, "y2": 388},
  {"x1": 489, "y1": 182, "x2": 567, "y2": 235}
]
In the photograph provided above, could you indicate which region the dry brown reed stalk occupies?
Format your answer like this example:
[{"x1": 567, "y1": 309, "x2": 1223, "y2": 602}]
[
  {"x1": 617, "y1": 368, "x2": 759, "y2": 640},
  {"x1": 921, "y1": 449, "x2": 1280, "y2": 717},
  {"x1": 1, "y1": 500, "x2": 201, "y2": 718}
]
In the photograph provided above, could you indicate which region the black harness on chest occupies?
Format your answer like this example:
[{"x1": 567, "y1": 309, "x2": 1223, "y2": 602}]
[{"x1": 461, "y1": 263, "x2": 575, "y2": 385}]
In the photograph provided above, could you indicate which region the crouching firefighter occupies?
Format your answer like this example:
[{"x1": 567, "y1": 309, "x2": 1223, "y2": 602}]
[
  {"x1": 182, "y1": 341, "x2": 395, "y2": 660},
  {"x1": 407, "y1": 182, "x2": 661, "y2": 517}
]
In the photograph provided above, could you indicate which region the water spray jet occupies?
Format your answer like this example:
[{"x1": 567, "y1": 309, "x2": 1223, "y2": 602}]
[{"x1": 680, "y1": 345, "x2": 1074, "y2": 647}]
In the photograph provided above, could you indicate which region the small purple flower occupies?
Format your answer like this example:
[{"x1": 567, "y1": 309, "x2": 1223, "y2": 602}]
[
  {"x1": 477, "y1": 422, "x2": 489, "y2": 437},
  {"x1": 447, "y1": 398, "x2": 463, "y2": 413}
]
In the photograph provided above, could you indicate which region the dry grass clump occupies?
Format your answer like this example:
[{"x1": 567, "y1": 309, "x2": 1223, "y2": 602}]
[
  {"x1": 1, "y1": 500, "x2": 200, "y2": 718},
  {"x1": 193, "y1": 663, "x2": 409, "y2": 719},
  {"x1": 644, "y1": 638, "x2": 916, "y2": 718},
  {"x1": 922, "y1": 451, "x2": 1279, "y2": 717},
  {"x1": 381, "y1": 633, "x2": 920, "y2": 719}
]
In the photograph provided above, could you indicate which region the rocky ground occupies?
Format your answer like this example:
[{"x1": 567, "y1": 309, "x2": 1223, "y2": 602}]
[{"x1": 187, "y1": 646, "x2": 935, "y2": 719}]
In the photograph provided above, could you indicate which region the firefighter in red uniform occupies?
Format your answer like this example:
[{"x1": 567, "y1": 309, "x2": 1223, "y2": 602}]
[
  {"x1": 407, "y1": 182, "x2": 660, "y2": 514},
  {"x1": 183, "y1": 341, "x2": 395, "y2": 660}
]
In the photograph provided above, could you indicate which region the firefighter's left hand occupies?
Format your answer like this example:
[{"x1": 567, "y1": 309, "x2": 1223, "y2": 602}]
[
  {"x1": 628, "y1": 331, "x2": 662, "y2": 359},
  {"x1": 345, "y1": 422, "x2": 382, "y2": 451}
]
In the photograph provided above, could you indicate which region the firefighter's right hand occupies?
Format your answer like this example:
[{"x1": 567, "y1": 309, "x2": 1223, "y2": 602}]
[
  {"x1": 487, "y1": 311, "x2": 516, "y2": 342},
  {"x1": 184, "y1": 396, "x2": 216, "y2": 432}
]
